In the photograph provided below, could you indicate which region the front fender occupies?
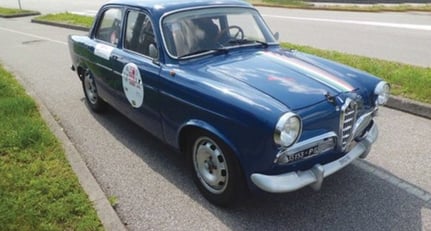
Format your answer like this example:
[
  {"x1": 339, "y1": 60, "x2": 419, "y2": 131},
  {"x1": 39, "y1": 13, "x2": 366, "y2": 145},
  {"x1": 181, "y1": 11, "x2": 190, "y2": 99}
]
[{"x1": 177, "y1": 119, "x2": 240, "y2": 158}]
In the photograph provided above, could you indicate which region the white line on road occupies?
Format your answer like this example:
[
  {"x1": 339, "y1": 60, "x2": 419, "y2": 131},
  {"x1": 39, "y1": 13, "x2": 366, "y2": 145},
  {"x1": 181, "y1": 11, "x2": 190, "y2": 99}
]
[
  {"x1": 0, "y1": 26, "x2": 67, "y2": 45},
  {"x1": 262, "y1": 14, "x2": 431, "y2": 31}
]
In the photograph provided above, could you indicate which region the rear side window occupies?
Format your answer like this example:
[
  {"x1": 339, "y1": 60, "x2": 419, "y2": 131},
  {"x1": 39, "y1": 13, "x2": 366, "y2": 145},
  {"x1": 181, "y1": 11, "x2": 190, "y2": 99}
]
[{"x1": 95, "y1": 8, "x2": 123, "y2": 45}]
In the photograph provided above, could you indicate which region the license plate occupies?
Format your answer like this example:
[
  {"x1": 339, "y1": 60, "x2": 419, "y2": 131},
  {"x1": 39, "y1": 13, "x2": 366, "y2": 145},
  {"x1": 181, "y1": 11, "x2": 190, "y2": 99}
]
[{"x1": 287, "y1": 146, "x2": 318, "y2": 162}]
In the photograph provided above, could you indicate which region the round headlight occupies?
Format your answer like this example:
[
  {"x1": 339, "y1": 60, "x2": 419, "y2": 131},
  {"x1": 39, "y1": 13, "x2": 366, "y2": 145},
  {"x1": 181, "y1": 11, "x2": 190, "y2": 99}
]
[
  {"x1": 374, "y1": 81, "x2": 390, "y2": 105},
  {"x1": 274, "y1": 112, "x2": 302, "y2": 147}
]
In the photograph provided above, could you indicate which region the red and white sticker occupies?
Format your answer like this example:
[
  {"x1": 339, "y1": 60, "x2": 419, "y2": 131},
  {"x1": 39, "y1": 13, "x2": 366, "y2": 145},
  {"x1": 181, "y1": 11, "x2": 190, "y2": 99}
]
[{"x1": 122, "y1": 63, "x2": 144, "y2": 108}]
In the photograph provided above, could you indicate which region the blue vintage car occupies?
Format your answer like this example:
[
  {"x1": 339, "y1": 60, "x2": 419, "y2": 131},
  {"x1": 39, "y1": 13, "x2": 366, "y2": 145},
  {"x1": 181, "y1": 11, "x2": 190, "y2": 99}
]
[{"x1": 68, "y1": 0, "x2": 390, "y2": 206}]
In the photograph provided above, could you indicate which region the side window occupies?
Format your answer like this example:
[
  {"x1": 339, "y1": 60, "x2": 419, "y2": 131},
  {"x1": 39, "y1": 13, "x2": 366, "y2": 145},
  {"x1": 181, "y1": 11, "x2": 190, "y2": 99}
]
[
  {"x1": 95, "y1": 8, "x2": 123, "y2": 45},
  {"x1": 124, "y1": 10, "x2": 157, "y2": 58}
]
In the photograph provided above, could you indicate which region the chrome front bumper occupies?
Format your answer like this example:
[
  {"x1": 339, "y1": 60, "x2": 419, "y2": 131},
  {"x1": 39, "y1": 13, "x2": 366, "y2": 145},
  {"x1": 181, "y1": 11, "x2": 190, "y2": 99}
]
[{"x1": 250, "y1": 121, "x2": 378, "y2": 193}]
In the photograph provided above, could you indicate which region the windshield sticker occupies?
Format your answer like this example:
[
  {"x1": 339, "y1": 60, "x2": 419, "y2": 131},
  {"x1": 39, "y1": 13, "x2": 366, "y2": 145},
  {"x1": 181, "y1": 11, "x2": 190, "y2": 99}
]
[
  {"x1": 122, "y1": 63, "x2": 144, "y2": 108},
  {"x1": 94, "y1": 43, "x2": 114, "y2": 60}
]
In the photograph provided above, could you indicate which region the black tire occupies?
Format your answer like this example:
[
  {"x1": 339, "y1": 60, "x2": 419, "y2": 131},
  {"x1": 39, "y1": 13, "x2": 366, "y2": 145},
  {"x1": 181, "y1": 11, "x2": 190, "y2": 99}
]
[
  {"x1": 82, "y1": 70, "x2": 107, "y2": 113},
  {"x1": 187, "y1": 130, "x2": 245, "y2": 207}
]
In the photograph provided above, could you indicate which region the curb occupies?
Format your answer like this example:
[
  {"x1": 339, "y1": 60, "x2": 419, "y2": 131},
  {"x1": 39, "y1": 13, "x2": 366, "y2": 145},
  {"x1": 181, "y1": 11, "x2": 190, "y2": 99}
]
[
  {"x1": 386, "y1": 95, "x2": 431, "y2": 120},
  {"x1": 0, "y1": 11, "x2": 40, "y2": 18},
  {"x1": 7, "y1": 66, "x2": 127, "y2": 231}
]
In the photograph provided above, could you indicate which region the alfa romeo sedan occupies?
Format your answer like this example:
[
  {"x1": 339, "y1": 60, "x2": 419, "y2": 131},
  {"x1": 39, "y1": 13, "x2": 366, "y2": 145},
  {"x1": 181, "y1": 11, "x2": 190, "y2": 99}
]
[{"x1": 68, "y1": 0, "x2": 390, "y2": 206}]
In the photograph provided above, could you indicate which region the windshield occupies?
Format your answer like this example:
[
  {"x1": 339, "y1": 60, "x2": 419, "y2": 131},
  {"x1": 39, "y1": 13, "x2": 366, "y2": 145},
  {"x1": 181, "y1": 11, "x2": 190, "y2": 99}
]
[{"x1": 161, "y1": 7, "x2": 277, "y2": 58}]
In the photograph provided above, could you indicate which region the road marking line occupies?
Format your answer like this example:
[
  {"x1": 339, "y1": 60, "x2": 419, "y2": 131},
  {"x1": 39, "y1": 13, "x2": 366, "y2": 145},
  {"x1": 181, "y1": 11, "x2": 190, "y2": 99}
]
[
  {"x1": 262, "y1": 14, "x2": 431, "y2": 31},
  {"x1": 354, "y1": 160, "x2": 431, "y2": 202},
  {"x1": 0, "y1": 26, "x2": 67, "y2": 45}
]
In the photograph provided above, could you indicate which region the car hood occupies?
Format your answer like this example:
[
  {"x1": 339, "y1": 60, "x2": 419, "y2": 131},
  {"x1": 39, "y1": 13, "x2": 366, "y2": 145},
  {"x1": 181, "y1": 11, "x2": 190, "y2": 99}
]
[{"x1": 203, "y1": 49, "x2": 369, "y2": 110}]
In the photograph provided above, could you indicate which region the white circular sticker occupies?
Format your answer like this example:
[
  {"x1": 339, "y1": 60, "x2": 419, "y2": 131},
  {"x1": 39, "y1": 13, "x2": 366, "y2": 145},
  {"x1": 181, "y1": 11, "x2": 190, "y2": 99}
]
[{"x1": 122, "y1": 63, "x2": 144, "y2": 108}]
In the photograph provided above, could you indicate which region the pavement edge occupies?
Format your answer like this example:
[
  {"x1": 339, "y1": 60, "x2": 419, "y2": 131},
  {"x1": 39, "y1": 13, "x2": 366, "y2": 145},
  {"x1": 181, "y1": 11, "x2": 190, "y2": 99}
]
[
  {"x1": 7, "y1": 66, "x2": 127, "y2": 231},
  {"x1": 387, "y1": 95, "x2": 431, "y2": 120}
]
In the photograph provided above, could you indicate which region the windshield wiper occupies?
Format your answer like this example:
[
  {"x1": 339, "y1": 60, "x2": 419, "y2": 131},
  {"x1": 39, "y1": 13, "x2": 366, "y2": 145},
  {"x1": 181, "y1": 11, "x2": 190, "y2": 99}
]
[
  {"x1": 227, "y1": 39, "x2": 268, "y2": 48},
  {"x1": 178, "y1": 48, "x2": 228, "y2": 59}
]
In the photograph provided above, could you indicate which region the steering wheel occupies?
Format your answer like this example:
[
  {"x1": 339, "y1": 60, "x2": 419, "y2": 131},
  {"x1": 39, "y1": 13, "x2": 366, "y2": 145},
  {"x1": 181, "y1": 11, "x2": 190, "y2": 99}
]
[
  {"x1": 227, "y1": 25, "x2": 244, "y2": 40},
  {"x1": 217, "y1": 25, "x2": 245, "y2": 44}
]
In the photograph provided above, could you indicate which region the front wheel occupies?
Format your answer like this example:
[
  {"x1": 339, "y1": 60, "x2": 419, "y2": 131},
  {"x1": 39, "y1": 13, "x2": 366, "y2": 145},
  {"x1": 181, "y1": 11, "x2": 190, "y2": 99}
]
[
  {"x1": 82, "y1": 70, "x2": 107, "y2": 113},
  {"x1": 188, "y1": 130, "x2": 245, "y2": 206}
]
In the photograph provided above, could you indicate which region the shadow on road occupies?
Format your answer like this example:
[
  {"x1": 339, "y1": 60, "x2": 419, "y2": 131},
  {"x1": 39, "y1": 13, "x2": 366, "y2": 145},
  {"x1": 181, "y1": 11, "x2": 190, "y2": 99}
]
[{"x1": 87, "y1": 101, "x2": 430, "y2": 230}]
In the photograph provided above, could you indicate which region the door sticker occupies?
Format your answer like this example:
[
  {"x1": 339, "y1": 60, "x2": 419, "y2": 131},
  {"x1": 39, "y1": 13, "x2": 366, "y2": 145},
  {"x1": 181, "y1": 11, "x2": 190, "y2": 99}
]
[
  {"x1": 94, "y1": 43, "x2": 114, "y2": 60},
  {"x1": 122, "y1": 63, "x2": 144, "y2": 108}
]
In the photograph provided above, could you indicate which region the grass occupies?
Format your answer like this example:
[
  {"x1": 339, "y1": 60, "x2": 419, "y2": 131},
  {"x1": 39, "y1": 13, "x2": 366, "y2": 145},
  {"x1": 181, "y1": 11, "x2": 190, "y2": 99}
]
[
  {"x1": 34, "y1": 12, "x2": 94, "y2": 28},
  {"x1": 0, "y1": 7, "x2": 30, "y2": 14},
  {"x1": 0, "y1": 6, "x2": 35, "y2": 16},
  {"x1": 0, "y1": 65, "x2": 102, "y2": 230},
  {"x1": 249, "y1": 0, "x2": 431, "y2": 12},
  {"x1": 282, "y1": 42, "x2": 431, "y2": 104}
]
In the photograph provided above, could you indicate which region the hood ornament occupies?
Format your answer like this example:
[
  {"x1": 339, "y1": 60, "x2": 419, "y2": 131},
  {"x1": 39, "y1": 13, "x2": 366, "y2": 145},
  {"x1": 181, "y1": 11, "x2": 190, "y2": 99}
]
[{"x1": 325, "y1": 92, "x2": 336, "y2": 105}]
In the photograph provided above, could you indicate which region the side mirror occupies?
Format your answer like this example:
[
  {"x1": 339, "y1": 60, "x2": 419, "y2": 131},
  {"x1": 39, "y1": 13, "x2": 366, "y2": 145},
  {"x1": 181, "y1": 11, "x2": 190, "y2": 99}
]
[
  {"x1": 274, "y1": 32, "x2": 279, "y2": 41},
  {"x1": 149, "y1": 43, "x2": 158, "y2": 59}
]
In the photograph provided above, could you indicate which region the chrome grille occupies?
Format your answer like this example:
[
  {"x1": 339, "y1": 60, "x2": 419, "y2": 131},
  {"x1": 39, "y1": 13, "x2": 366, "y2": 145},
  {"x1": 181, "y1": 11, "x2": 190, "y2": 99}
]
[{"x1": 340, "y1": 98, "x2": 358, "y2": 150}]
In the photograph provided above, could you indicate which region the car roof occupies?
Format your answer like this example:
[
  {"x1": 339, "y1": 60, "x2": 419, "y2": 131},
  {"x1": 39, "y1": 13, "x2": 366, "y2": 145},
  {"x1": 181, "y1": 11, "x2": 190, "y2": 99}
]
[{"x1": 105, "y1": 0, "x2": 253, "y2": 14}]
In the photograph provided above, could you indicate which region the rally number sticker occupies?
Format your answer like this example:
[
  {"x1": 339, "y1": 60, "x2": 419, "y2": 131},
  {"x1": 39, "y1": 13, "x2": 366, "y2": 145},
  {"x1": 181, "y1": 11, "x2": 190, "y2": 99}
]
[{"x1": 122, "y1": 63, "x2": 144, "y2": 108}]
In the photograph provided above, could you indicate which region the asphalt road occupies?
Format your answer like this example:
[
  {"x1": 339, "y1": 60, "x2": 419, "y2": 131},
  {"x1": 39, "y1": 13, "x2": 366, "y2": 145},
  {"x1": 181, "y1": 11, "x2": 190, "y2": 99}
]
[
  {"x1": 1, "y1": 14, "x2": 431, "y2": 230},
  {"x1": 1, "y1": 0, "x2": 431, "y2": 66},
  {"x1": 259, "y1": 7, "x2": 431, "y2": 67}
]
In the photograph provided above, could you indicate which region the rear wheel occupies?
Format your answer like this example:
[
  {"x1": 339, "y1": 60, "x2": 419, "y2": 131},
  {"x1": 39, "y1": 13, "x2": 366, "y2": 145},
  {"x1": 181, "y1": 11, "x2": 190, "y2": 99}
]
[
  {"x1": 82, "y1": 70, "x2": 107, "y2": 113},
  {"x1": 188, "y1": 130, "x2": 245, "y2": 206}
]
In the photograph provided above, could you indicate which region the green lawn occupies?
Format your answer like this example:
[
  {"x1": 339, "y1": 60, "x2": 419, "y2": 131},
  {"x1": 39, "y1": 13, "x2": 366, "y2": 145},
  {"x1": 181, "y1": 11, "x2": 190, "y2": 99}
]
[
  {"x1": 0, "y1": 6, "x2": 39, "y2": 17},
  {"x1": 0, "y1": 65, "x2": 102, "y2": 230},
  {"x1": 34, "y1": 12, "x2": 94, "y2": 28},
  {"x1": 0, "y1": 7, "x2": 30, "y2": 15},
  {"x1": 282, "y1": 43, "x2": 431, "y2": 104}
]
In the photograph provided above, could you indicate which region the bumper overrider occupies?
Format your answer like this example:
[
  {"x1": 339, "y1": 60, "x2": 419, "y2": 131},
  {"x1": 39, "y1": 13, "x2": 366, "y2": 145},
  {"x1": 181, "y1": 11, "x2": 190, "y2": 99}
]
[{"x1": 251, "y1": 120, "x2": 378, "y2": 193}]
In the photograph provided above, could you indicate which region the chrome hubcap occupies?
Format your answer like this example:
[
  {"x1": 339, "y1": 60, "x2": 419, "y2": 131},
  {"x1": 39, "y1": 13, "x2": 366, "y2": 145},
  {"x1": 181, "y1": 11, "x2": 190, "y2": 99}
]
[
  {"x1": 193, "y1": 137, "x2": 228, "y2": 194},
  {"x1": 84, "y1": 73, "x2": 98, "y2": 104}
]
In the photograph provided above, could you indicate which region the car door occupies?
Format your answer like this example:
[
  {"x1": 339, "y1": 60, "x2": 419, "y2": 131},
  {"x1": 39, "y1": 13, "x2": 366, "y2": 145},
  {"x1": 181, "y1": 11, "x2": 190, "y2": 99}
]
[
  {"x1": 88, "y1": 6, "x2": 125, "y2": 108},
  {"x1": 108, "y1": 9, "x2": 163, "y2": 140}
]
